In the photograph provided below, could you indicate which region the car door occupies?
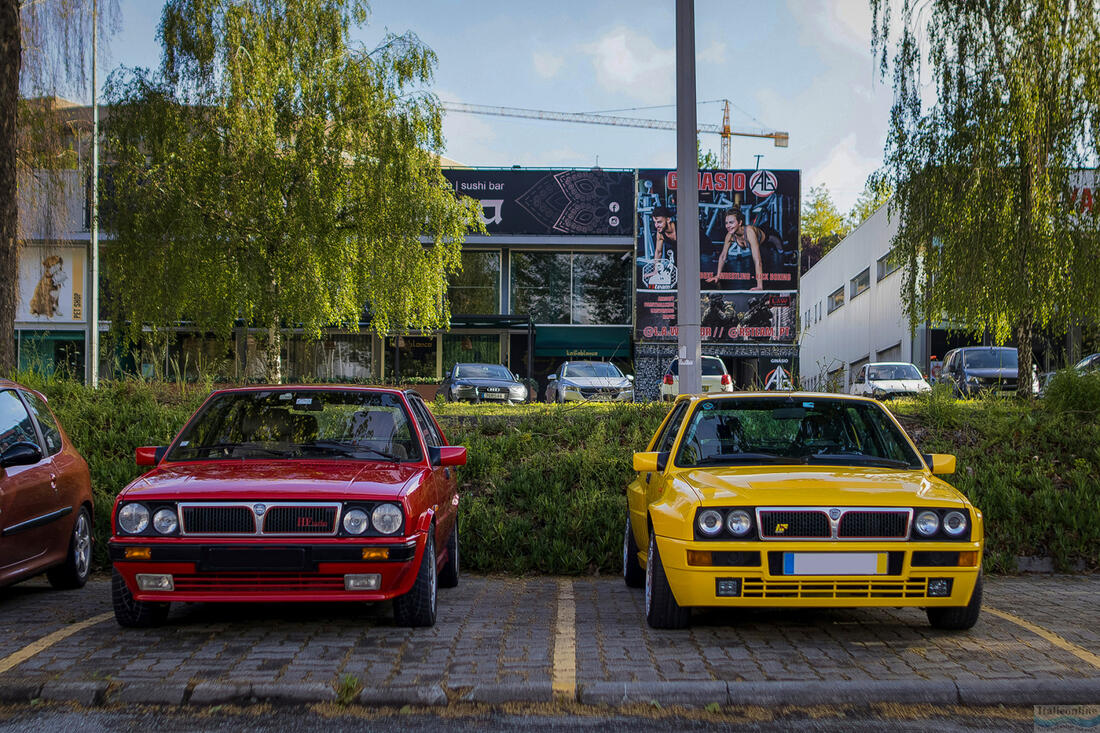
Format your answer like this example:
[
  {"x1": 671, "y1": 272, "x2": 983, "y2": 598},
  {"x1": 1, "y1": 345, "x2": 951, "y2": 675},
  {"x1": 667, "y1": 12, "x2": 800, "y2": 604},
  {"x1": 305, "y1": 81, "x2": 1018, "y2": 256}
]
[
  {"x1": 0, "y1": 388, "x2": 55, "y2": 573},
  {"x1": 406, "y1": 394, "x2": 455, "y2": 549},
  {"x1": 20, "y1": 390, "x2": 82, "y2": 561},
  {"x1": 628, "y1": 399, "x2": 691, "y2": 552}
]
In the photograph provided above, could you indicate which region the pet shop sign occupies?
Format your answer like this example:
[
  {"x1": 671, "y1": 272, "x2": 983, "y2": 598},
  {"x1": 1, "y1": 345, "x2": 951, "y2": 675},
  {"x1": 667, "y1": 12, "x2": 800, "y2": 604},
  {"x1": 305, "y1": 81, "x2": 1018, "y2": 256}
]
[{"x1": 17, "y1": 245, "x2": 86, "y2": 324}]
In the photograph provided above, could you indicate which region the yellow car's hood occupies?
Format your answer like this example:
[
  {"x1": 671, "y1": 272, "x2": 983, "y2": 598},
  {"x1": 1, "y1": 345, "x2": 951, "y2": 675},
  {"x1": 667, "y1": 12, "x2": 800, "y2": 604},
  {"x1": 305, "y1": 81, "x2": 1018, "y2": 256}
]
[{"x1": 678, "y1": 466, "x2": 967, "y2": 507}]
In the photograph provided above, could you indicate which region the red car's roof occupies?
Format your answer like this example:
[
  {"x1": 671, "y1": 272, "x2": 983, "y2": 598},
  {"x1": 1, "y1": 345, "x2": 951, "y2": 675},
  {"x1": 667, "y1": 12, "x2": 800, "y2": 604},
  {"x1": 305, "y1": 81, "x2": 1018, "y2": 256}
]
[{"x1": 208, "y1": 384, "x2": 407, "y2": 397}]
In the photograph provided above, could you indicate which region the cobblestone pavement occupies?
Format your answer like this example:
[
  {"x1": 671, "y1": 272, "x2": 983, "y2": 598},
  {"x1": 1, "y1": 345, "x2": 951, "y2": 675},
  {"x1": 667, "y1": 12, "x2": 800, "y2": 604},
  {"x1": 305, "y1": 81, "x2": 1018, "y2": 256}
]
[{"x1": 0, "y1": 573, "x2": 1096, "y2": 707}]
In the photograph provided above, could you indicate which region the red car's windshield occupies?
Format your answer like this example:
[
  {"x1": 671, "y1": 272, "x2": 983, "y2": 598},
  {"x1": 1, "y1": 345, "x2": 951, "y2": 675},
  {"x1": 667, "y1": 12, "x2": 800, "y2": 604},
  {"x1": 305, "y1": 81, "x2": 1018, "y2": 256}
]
[{"x1": 166, "y1": 390, "x2": 422, "y2": 462}]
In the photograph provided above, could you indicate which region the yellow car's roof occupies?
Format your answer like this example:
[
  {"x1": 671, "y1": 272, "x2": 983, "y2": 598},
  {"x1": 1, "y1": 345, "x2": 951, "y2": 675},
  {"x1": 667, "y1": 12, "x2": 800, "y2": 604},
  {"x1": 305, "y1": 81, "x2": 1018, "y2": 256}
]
[{"x1": 670, "y1": 391, "x2": 876, "y2": 404}]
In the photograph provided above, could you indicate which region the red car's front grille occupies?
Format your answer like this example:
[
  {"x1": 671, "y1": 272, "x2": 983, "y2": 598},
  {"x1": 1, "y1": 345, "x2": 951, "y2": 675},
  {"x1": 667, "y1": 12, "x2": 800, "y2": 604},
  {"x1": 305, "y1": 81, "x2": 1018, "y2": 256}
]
[
  {"x1": 182, "y1": 506, "x2": 255, "y2": 534},
  {"x1": 262, "y1": 506, "x2": 337, "y2": 534},
  {"x1": 171, "y1": 573, "x2": 346, "y2": 592}
]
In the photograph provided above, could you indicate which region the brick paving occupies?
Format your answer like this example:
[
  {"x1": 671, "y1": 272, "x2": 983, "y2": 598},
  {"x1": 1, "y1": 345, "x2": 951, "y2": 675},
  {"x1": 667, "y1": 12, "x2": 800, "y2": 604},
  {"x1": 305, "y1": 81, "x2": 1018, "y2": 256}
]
[{"x1": 0, "y1": 573, "x2": 1096, "y2": 699}]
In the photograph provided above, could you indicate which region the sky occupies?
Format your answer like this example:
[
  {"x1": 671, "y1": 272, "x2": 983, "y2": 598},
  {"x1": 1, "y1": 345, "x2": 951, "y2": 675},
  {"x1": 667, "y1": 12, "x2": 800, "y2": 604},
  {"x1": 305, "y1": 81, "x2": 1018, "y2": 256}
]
[{"x1": 94, "y1": 0, "x2": 895, "y2": 213}]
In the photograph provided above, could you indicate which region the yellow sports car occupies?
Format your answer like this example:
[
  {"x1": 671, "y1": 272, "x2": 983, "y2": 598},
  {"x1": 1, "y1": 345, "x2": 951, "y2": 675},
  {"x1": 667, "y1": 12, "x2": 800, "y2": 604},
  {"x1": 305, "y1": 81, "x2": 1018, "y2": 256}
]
[{"x1": 624, "y1": 393, "x2": 983, "y2": 630}]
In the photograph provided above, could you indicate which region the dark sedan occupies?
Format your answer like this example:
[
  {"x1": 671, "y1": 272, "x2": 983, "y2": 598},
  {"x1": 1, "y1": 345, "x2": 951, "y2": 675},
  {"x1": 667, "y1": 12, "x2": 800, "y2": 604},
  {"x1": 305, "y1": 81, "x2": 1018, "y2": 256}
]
[{"x1": 441, "y1": 363, "x2": 528, "y2": 404}]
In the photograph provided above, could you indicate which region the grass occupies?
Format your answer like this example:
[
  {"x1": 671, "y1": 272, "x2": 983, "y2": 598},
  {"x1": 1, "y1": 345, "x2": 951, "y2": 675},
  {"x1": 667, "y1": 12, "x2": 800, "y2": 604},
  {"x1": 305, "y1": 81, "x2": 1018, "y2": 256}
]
[{"x1": 17, "y1": 375, "x2": 1099, "y2": 575}]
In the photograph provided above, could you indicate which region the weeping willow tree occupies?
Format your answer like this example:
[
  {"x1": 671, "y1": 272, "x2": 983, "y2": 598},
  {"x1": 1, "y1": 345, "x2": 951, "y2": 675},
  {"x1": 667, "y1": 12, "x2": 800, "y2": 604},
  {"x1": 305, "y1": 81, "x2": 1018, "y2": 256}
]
[
  {"x1": 871, "y1": 0, "x2": 1100, "y2": 396},
  {"x1": 104, "y1": 0, "x2": 482, "y2": 381}
]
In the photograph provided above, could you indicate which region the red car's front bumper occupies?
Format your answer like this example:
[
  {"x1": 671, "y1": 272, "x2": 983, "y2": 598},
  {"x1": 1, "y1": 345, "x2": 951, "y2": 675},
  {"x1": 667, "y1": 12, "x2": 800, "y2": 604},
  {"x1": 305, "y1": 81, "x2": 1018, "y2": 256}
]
[{"x1": 108, "y1": 534, "x2": 427, "y2": 603}]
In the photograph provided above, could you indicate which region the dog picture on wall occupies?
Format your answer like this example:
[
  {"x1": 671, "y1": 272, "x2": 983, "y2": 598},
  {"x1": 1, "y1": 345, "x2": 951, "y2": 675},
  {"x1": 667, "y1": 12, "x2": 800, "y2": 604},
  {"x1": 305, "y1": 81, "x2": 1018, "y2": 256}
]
[{"x1": 29, "y1": 254, "x2": 67, "y2": 318}]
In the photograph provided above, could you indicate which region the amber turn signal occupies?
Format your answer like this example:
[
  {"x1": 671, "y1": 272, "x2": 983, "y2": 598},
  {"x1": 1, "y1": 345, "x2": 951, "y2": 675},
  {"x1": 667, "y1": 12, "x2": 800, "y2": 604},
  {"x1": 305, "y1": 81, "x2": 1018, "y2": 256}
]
[
  {"x1": 361, "y1": 548, "x2": 389, "y2": 561},
  {"x1": 124, "y1": 547, "x2": 152, "y2": 560},
  {"x1": 958, "y1": 551, "x2": 979, "y2": 567},
  {"x1": 686, "y1": 550, "x2": 713, "y2": 566}
]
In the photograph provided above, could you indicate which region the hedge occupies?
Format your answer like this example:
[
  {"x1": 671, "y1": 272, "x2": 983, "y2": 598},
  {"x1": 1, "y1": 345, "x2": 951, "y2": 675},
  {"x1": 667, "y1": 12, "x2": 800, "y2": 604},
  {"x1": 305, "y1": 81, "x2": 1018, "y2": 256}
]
[{"x1": 17, "y1": 374, "x2": 1099, "y2": 574}]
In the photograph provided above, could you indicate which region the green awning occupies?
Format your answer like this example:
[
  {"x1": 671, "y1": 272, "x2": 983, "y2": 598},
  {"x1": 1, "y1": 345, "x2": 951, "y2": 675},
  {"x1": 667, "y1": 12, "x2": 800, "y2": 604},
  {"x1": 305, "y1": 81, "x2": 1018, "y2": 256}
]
[{"x1": 535, "y1": 325, "x2": 632, "y2": 358}]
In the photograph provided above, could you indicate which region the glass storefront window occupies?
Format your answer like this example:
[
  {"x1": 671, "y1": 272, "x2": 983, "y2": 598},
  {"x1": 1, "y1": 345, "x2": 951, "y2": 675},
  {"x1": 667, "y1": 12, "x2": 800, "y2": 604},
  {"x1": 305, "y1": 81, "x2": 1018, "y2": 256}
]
[
  {"x1": 572, "y1": 252, "x2": 631, "y2": 325},
  {"x1": 511, "y1": 251, "x2": 631, "y2": 325},
  {"x1": 448, "y1": 251, "x2": 501, "y2": 315},
  {"x1": 442, "y1": 334, "x2": 501, "y2": 375},
  {"x1": 384, "y1": 336, "x2": 437, "y2": 380}
]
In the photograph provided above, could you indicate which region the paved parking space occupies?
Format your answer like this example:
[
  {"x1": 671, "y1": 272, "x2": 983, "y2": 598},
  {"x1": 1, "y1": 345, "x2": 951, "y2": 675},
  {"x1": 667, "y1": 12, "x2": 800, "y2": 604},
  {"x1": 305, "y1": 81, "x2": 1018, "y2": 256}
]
[{"x1": 0, "y1": 574, "x2": 1096, "y2": 707}]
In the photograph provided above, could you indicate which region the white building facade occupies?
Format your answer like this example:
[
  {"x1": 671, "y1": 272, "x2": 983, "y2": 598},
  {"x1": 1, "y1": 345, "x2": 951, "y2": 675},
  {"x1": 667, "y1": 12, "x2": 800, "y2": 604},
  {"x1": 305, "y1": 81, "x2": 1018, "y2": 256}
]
[{"x1": 798, "y1": 203, "x2": 929, "y2": 391}]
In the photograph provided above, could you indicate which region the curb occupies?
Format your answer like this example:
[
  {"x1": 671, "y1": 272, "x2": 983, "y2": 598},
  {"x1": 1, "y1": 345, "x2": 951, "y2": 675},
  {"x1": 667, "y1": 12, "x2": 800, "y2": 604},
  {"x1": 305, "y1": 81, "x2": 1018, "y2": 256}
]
[{"x1": 2, "y1": 676, "x2": 1098, "y2": 708}]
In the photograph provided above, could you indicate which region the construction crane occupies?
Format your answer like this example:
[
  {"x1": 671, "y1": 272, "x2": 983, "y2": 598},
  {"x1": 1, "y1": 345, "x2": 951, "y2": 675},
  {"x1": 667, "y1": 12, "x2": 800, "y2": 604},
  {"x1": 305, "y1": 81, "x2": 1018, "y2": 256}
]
[{"x1": 441, "y1": 100, "x2": 788, "y2": 169}]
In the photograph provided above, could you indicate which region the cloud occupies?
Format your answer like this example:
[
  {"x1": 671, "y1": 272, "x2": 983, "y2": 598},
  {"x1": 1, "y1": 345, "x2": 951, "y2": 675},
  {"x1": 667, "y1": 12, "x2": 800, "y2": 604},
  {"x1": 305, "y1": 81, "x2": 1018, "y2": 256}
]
[
  {"x1": 532, "y1": 50, "x2": 565, "y2": 79},
  {"x1": 784, "y1": 0, "x2": 875, "y2": 59},
  {"x1": 582, "y1": 27, "x2": 674, "y2": 104},
  {"x1": 805, "y1": 133, "x2": 884, "y2": 212}
]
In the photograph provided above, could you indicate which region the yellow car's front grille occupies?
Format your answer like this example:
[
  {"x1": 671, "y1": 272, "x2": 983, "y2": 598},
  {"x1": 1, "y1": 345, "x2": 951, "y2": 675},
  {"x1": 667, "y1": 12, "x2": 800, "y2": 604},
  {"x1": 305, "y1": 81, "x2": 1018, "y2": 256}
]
[{"x1": 742, "y1": 578, "x2": 930, "y2": 599}]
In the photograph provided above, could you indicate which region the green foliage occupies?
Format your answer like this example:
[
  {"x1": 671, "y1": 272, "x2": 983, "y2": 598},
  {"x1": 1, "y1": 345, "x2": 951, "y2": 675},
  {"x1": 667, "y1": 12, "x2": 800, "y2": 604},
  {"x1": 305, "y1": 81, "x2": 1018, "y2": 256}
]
[
  {"x1": 103, "y1": 0, "x2": 484, "y2": 375},
  {"x1": 1042, "y1": 369, "x2": 1100, "y2": 414},
  {"x1": 846, "y1": 172, "x2": 892, "y2": 230},
  {"x1": 697, "y1": 141, "x2": 720, "y2": 170},
  {"x1": 801, "y1": 184, "x2": 849, "y2": 257},
  {"x1": 871, "y1": 1, "x2": 1100, "y2": 396}
]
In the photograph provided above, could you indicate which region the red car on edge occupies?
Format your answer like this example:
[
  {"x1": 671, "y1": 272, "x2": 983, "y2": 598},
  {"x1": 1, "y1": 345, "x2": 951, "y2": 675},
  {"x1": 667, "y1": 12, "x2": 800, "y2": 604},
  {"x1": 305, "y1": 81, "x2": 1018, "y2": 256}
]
[{"x1": 109, "y1": 386, "x2": 464, "y2": 628}]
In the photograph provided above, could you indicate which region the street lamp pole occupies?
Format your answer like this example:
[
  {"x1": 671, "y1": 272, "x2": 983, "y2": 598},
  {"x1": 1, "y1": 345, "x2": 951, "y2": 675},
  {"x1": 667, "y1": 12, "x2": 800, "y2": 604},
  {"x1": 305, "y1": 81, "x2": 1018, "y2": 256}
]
[{"x1": 675, "y1": 0, "x2": 701, "y2": 395}]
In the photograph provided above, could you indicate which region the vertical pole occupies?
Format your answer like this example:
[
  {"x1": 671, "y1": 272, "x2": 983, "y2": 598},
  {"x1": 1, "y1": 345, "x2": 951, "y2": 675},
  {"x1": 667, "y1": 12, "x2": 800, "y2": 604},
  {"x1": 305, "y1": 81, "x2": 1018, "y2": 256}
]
[
  {"x1": 86, "y1": 0, "x2": 100, "y2": 387},
  {"x1": 676, "y1": 0, "x2": 701, "y2": 396}
]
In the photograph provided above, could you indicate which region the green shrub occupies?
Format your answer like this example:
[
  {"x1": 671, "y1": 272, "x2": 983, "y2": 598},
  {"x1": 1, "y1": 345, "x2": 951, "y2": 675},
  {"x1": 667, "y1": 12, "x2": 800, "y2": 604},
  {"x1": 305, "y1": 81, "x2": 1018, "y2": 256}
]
[{"x1": 1043, "y1": 369, "x2": 1100, "y2": 413}]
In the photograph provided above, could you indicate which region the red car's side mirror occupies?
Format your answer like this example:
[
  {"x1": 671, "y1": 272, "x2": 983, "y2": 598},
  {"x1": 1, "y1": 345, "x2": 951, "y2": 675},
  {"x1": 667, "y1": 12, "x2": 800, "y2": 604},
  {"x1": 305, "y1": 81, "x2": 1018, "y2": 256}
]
[
  {"x1": 135, "y1": 446, "x2": 159, "y2": 466},
  {"x1": 438, "y1": 446, "x2": 467, "y2": 467}
]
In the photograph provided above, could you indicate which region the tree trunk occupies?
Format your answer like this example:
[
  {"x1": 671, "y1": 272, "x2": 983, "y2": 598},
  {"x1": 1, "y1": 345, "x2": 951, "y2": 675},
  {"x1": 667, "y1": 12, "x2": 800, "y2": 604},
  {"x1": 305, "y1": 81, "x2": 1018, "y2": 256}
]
[
  {"x1": 1016, "y1": 312, "x2": 1034, "y2": 398},
  {"x1": 0, "y1": 0, "x2": 20, "y2": 375},
  {"x1": 265, "y1": 324, "x2": 282, "y2": 384}
]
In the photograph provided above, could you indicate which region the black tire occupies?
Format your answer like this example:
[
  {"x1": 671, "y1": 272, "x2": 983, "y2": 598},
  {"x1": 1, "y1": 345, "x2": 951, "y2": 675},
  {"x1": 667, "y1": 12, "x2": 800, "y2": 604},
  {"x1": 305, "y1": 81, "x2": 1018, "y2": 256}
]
[
  {"x1": 927, "y1": 572, "x2": 983, "y2": 630},
  {"x1": 439, "y1": 523, "x2": 459, "y2": 589},
  {"x1": 645, "y1": 529, "x2": 690, "y2": 629},
  {"x1": 393, "y1": 533, "x2": 437, "y2": 627},
  {"x1": 47, "y1": 506, "x2": 92, "y2": 590},
  {"x1": 623, "y1": 516, "x2": 644, "y2": 588},
  {"x1": 111, "y1": 568, "x2": 170, "y2": 628}
]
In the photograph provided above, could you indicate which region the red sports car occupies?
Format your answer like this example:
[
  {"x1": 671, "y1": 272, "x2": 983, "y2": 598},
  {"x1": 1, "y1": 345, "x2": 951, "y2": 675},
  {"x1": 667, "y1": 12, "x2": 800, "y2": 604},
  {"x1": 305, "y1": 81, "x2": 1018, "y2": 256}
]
[
  {"x1": 0, "y1": 379, "x2": 93, "y2": 591},
  {"x1": 109, "y1": 386, "x2": 464, "y2": 628}
]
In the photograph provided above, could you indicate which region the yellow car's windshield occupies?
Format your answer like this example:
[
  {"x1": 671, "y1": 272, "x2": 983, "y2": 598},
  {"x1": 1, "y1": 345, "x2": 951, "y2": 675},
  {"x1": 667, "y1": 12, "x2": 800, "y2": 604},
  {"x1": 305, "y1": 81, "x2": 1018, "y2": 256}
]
[{"x1": 675, "y1": 397, "x2": 922, "y2": 469}]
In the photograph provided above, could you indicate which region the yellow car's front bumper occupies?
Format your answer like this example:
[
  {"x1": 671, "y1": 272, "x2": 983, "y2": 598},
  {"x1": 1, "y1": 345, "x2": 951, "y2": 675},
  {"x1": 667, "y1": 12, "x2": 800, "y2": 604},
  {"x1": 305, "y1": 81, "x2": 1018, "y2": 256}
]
[{"x1": 655, "y1": 534, "x2": 982, "y2": 609}]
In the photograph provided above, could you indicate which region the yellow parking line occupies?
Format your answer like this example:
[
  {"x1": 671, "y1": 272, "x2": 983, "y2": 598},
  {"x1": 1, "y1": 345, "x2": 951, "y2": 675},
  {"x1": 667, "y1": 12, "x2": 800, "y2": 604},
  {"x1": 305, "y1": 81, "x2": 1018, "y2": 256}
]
[
  {"x1": 551, "y1": 579, "x2": 576, "y2": 700},
  {"x1": 985, "y1": 605, "x2": 1100, "y2": 670},
  {"x1": 0, "y1": 612, "x2": 114, "y2": 676}
]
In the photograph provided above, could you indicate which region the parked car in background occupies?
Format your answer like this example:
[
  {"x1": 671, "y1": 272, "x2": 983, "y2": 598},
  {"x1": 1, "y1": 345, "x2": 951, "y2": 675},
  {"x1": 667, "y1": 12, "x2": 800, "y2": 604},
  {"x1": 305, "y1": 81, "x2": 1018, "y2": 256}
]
[
  {"x1": 625, "y1": 392, "x2": 983, "y2": 630},
  {"x1": 109, "y1": 385, "x2": 464, "y2": 628},
  {"x1": 849, "y1": 362, "x2": 931, "y2": 399},
  {"x1": 659, "y1": 356, "x2": 733, "y2": 401},
  {"x1": 1073, "y1": 353, "x2": 1100, "y2": 375},
  {"x1": 545, "y1": 361, "x2": 634, "y2": 403},
  {"x1": 0, "y1": 380, "x2": 93, "y2": 591},
  {"x1": 441, "y1": 363, "x2": 528, "y2": 404},
  {"x1": 937, "y1": 346, "x2": 1040, "y2": 396}
]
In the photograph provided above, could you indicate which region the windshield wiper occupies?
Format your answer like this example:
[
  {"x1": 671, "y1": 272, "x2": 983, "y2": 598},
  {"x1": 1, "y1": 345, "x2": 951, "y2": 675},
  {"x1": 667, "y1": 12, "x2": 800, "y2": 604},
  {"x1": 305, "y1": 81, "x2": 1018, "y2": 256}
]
[
  {"x1": 299, "y1": 440, "x2": 401, "y2": 462},
  {"x1": 187, "y1": 442, "x2": 286, "y2": 457},
  {"x1": 696, "y1": 452, "x2": 808, "y2": 465},
  {"x1": 805, "y1": 453, "x2": 913, "y2": 469}
]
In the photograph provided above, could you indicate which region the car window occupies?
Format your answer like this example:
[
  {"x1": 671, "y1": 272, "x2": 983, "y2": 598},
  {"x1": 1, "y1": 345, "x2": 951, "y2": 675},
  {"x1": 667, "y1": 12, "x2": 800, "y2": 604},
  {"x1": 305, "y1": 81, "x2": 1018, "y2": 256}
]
[
  {"x1": 21, "y1": 391, "x2": 63, "y2": 456},
  {"x1": 0, "y1": 390, "x2": 39, "y2": 454},
  {"x1": 562, "y1": 362, "x2": 623, "y2": 378},
  {"x1": 674, "y1": 397, "x2": 922, "y2": 469},
  {"x1": 167, "y1": 389, "x2": 422, "y2": 462},
  {"x1": 652, "y1": 401, "x2": 690, "y2": 454},
  {"x1": 454, "y1": 364, "x2": 512, "y2": 380},
  {"x1": 407, "y1": 395, "x2": 444, "y2": 447},
  {"x1": 668, "y1": 358, "x2": 725, "y2": 377},
  {"x1": 963, "y1": 349, "x2": 1017, "y2": 369}
]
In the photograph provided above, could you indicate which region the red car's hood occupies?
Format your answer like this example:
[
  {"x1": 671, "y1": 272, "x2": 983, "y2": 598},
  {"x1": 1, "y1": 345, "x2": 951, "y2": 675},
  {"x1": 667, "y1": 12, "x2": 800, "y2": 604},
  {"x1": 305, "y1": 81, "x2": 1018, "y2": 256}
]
[{"x1": 121, "y1": 460, "x2": 426, "y2": 502}]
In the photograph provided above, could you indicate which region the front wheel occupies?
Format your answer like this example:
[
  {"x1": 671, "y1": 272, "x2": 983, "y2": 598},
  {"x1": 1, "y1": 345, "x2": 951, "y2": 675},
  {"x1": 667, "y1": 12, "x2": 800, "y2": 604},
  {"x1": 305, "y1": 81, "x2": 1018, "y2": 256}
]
[
  {"x1": 927, "y1": 572, "x2": 982, "y2": 630},
  {"x1": 111, "y1": 568, "x2": 170, "y2": 628},
  {"x1": 623, "y1": 517, "x2": 644, "y2": 588},
  {"x1": 393, "y1": 534, "x2": 438, "y2": 627},
  {"x1": 645, "y1": 529, "x2": 690, "y2": 629},
  {"x1": 47, "y1": 506, "x2": 92, "y2": 589}
]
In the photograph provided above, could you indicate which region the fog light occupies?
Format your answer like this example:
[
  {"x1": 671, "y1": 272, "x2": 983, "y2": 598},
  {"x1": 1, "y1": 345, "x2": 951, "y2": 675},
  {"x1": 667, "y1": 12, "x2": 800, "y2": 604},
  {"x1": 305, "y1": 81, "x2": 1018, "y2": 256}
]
[
  {"x1": 124, "y1": 547, "x2": 152, "y2": 560},
  {"x1": 345, "y1": 574, "x2": 381, "y2": 591},
  {"x1": 927, "y1": 578, "x2": 953, "y2": 597},
  {"x1": 136, "y1": 573, "x2": 174, "y2": 591},
  {"x1": 716, "y1": 578, "x2": 741, "y2": 597},
  {"x1": 361, "y1": 548, "x2": 390, "y2": 561}
]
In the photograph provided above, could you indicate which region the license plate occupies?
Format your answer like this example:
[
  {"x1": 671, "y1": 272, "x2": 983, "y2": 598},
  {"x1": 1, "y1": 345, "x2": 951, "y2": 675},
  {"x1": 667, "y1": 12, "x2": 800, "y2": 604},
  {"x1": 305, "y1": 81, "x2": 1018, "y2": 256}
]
[
  {"x1": 199, "y1": 547, "x2": 311, "y2": 572},
  {"x1": 481, "y1": 393, "x2": 507, "y2": 399},
  {"x1": 782, "y1": 552, "x2": 887, "y2": 575}
]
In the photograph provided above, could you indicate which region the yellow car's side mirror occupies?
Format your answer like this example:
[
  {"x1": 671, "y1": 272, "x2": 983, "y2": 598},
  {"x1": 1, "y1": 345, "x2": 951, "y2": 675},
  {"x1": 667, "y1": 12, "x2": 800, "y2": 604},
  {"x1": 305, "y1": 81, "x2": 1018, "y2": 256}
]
[
  {"x1": 633, "y1": 452, "x2": 660, "y2": 472},
  {"x1": 928, "y1": 454, "x2": 956, "y2": 475}
]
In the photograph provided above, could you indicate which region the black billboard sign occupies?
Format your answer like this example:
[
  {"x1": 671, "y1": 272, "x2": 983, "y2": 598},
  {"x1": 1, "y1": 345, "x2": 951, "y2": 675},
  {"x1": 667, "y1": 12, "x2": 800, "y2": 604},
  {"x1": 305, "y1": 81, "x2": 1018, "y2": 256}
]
[
  {"x1": 443, "y1": 169, "x2": 634, "y2": 237},
  {"x1": 634, "y1": 168, "x2": 800, "y2": 343}
]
